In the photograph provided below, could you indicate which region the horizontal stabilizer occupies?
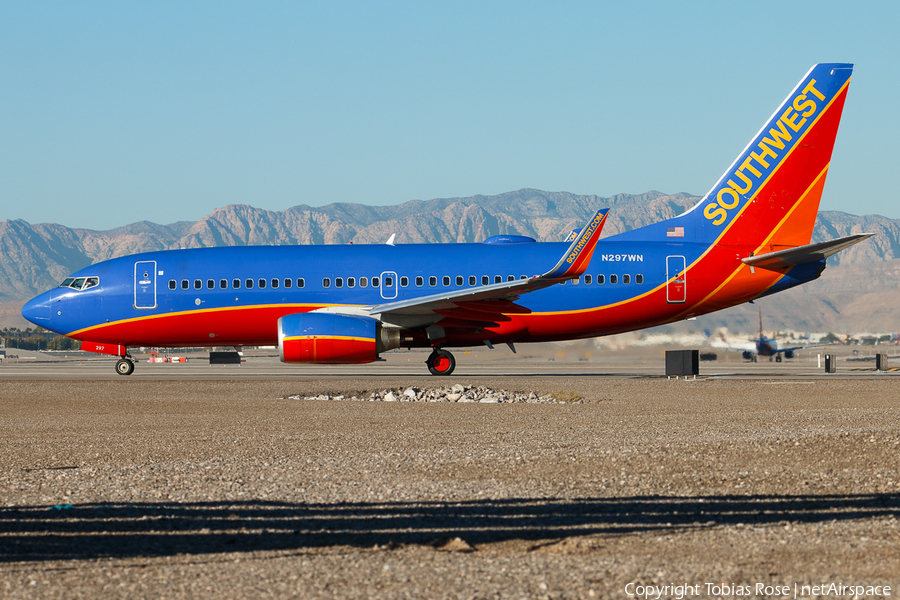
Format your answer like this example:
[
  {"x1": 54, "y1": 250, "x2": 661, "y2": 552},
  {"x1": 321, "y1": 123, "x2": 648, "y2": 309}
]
[{"x1": 743, "y1": 234, "x2": 873, "y2": 271}]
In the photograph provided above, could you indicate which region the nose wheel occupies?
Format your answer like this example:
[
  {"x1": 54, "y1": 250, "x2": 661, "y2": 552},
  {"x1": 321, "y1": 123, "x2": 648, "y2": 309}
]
[
  {"x1": 115, "y1": 358, "x2": 135, "y2": 376},
  {"x1": 426, "y1": 349, "x2": 456, "y2": 376}
]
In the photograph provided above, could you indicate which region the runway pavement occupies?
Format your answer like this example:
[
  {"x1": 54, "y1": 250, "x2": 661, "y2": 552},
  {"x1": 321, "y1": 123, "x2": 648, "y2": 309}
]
[
  {"x1": 0, "y1": 344, "x2": 897, "y2": 380},
  {"x1": 1, "y1": 348, "x2": 898, "y2": 599}
]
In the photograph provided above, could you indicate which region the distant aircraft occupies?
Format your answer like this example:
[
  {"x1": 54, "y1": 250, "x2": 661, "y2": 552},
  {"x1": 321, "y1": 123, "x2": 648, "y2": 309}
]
[
  {"x1": 22, "y1": 63, "x2": 872, "y2": 376},
  {"x1": 712, "y1": 308, "x2": 828, "y2": 362}
]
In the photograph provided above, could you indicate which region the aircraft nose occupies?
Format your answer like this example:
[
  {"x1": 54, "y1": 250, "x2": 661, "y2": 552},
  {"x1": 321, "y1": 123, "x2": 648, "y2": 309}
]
[{"x1": 21, "y1": 292, "x2": 52, "y2": 327}]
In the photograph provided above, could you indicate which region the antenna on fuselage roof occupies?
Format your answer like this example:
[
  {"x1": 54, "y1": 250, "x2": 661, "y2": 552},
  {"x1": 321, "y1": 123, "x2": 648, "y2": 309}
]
[{"x1": 385, "y1": 234, "x2": 396, "y2": 246}]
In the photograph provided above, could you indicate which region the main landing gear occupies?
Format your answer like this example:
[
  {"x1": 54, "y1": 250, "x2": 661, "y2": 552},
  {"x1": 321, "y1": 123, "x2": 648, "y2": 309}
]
[
  {"x1": 115, "y1": 357, "x2": 135, "y2": 376},
  {"x1": 426, "y1": 348, "x2": 456, "y2": 376}
]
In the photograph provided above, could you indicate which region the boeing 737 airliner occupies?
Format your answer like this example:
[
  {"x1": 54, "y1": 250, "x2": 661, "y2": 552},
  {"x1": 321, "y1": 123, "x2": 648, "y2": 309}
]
[{"x1": 22, "y1": 63, "x2": 871, "y2": 375}]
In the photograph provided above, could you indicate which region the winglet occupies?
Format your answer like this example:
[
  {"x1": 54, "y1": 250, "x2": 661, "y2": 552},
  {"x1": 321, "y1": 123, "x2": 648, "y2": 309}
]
[
  {"x1": 563, "y1": 229, "x2": 580, "y2": 242},
  {"x1": 544, "y1": 209, "x2": 609, "y2": 279}
]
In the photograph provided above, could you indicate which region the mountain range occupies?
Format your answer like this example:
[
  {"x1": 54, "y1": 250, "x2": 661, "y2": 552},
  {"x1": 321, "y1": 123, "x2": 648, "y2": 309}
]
[{"x1": 2, "y1": 189, "x2": 898, "y2": 334}]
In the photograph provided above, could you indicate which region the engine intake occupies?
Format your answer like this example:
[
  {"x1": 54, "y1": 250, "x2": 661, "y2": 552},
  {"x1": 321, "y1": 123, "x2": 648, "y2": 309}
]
[{"x1": 278, "y1": 313, "x2": 399, "y2": 364}]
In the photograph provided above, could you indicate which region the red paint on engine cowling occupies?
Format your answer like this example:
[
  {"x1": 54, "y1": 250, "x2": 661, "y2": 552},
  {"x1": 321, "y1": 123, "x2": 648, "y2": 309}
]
[{"x1": 281, "y1": 336, "x2": 378, "y2": 364}]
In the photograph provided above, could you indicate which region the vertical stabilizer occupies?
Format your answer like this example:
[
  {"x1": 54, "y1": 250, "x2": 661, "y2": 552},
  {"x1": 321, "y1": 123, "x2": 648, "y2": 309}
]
[{"x1": 690, "y1": 63, "x2": 852, "y2": 250}]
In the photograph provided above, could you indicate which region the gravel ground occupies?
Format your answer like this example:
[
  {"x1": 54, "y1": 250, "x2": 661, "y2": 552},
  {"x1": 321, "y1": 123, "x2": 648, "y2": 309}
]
[{"x1": 1, "y1": 377, "x2": 898, "y2": 599}]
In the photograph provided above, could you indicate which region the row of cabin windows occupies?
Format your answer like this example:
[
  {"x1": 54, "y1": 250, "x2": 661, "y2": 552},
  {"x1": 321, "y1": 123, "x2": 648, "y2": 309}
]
[
  {"x1": 168, "y1": 273, "x2": 645, "y2": 291},
  {"x1": 169, "y1": 278, "x2": 307, "y2": 291},
  {"x1": 568, "y1": 274, "x2": 644, "y2": 285},
  {"x1": 323, "y1": 274, "x2": 645, "y2": 287}
]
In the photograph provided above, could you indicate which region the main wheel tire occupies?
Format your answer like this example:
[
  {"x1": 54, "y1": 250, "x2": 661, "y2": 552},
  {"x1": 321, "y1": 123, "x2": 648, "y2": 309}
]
[
  {"x1": 115, "y1": 359, "x2": 135, "y2": 376},
  {"x1": 426, "y1": 349, "x2": 456, "y2": 376}
]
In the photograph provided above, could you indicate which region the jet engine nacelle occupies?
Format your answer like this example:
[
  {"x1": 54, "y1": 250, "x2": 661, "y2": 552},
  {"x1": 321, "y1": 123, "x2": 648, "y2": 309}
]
[
  {"x1": 784, "y1": 349, "x2": 795, "y2": 359},
  {"x1": 742, "y1": 350, "x2": 754, "y2": 361},
  {"x1": 278, "y1": 312, "x2": 400, "y2": 364}
]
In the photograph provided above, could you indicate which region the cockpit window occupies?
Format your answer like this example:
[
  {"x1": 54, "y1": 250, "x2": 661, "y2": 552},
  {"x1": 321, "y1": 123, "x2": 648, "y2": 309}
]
[{"x1": 58, "y1": 276, "x2": 99, "y2": 290}]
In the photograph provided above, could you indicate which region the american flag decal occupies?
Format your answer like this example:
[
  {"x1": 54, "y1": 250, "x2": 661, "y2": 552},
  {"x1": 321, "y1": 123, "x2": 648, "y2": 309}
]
[{"x1": 666, "y1": 226, "x2": 684, "y2": 238}]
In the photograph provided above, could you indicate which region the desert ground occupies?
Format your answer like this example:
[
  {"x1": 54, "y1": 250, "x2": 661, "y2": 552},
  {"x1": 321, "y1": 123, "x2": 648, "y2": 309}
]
[{"x1": 1, "y1": 343, "x2": 898, "y2": 599}]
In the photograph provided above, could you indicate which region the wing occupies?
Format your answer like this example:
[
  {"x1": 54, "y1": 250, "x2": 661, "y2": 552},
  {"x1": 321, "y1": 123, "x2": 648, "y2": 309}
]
[
  {"x1": 367, "y1": 209, "x2": 609, "y2": 320},
  {"x1": 708, "y1": 339, "x2": 757, "y2": 352},
  {"x1": 776, "y1": 341, "x2": 831, "y2": 353}
]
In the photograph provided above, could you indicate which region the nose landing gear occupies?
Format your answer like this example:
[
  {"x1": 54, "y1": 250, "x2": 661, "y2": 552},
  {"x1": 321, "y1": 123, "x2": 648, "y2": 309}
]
[{"x1": 426, "y1": 349, "x2": 456, "y2": 375}]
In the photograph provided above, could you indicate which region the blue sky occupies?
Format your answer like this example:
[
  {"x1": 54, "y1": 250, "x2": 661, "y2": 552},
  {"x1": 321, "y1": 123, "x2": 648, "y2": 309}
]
[{"x1": 2, "y1": 1, "x2": 898, "y2": 230}]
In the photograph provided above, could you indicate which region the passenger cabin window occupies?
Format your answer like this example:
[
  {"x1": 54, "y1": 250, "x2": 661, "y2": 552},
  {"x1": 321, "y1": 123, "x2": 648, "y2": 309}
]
[
  {"x1": 597, "y1": 275, "x2": 605, "y2": 284},
  {"x1": 584, "y1": 275, "x2": 592, "y2": 284},
  {"x1": 494, "y1": 275, "x2": 502, "y2": 284},
  {"x1": 220, "y1": 279, "x2": 227, "y2": 289},
  {"x1": 469, "y1": 276, "x2": 476, "y2": 286},
  {"x1": 443, "y1": 276, "x2": 450, "y2": 286},
  {"x1": 456, "y1": 276, "x2": 463, "y2": 286},
  {"x1": 271, "y1": 278, "x2": 279, "y2": 289},
  {"x1": 181, "y1": 280, "x2": 189, "y2": 290},
  {"x1": 429, "y1": 276, "x2": 437, "y2": 287},
  {"x1": 573, "y1": 277, "x2": 580, "y2": 285},
  {"x1": 169, "y1": 280, "x2": 176, "y2": 290},
  {"x1": 507, "y1": 275, "x2": 515, "y2": 282},
  {"x1": 623, "y1": 274, "x2": 631, "y2": 284},
  {"x1": 358, "y1": 277, "x2": 366, "y2": 287},
  {"x1": 400, "y1": 276, "x2": 408, "y2": 287},
  {"x1": 384, "y1": 276, "x2": 393, "y2": 286},
  {"x1": 610, "y1": 274, "x2": 618, "y2": 284},
  {"x1": 636, "y1": 274, "x2": 644, "y2": 284},
  {"x1": 348, "y1": 277, "x2": 356, "y2": 288},
  {"x1": 335, "y1": 277, "x2": 343, "y2": 288},
  {"x1": 416, "y1": 276, "x2": 424, "y2": 286},
  {"x1": 481, "y1": 276, "x2": 489, "y2": 285},
  {"x1": 233, "y1": 279, "x2": 241, "y2": 289},
  {"x1": 284, "y1": 278, "x2": 292, "y2": 288},
  {"x1": 322, "y1": 278, "x2": 331, "y2": 288},
  {"x1": 297, "y1": 278, "x2": 305, "y2": 288},
  {"x1": 207, "y1": 279, "x2": 214, "y2": 289},
  {"x1": 245, "y1": 279, "x2": 254, "y2": 289},
  {"x1": 194, "y1": 279, "x2": 202, "y2": 289},
  {"x1": 520, "y1": 275, "x2": 527, "y2": 280},
  {"x1": 258, "y1": 278, "x2": 266, "y2": 289},
  {"x1": 372, "y1": 277, "x2": 380, "y2": 287}
]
